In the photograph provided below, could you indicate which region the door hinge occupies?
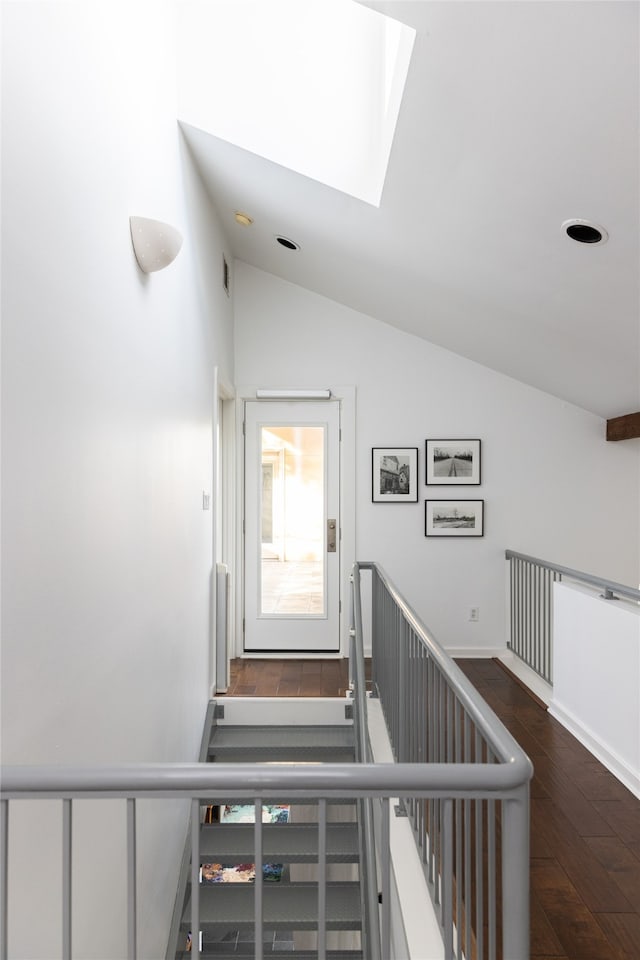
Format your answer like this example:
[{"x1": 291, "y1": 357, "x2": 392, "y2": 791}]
[
  {"x1": 339, "y1": 600, "x2": 342, "y2": 614},
  {"x1": 242, "y1": 618, "x2": 245, "y2": 634},
  {"x1": 242, "y1": 420, "x2": 246, "y2": 436}
]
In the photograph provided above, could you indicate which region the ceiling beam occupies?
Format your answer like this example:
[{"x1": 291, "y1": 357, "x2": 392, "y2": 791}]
[{"x1": 606, "y1": 412, "x2": 640, "y2": 441}]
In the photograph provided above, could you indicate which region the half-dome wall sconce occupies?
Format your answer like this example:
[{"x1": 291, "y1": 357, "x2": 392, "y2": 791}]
[{"x1": 129, "y1": 216, "x2": 183, "y2": 273}]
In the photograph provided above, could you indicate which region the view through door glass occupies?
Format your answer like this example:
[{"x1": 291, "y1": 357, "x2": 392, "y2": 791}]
[
  {"x1": 260, "y1": 425, "x2": 325, "y2": 616},
  {"x1": 244, "y1": 399, "x2": 340, "y2": 652}
]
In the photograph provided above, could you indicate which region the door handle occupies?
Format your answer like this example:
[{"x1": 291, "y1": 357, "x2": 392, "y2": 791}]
[{"x1": 327, "y1": 519, "x2": 337, "y2": 553}]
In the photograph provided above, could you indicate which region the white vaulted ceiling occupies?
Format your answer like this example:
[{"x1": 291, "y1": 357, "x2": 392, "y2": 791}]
[{"x1": 178, "y1": 1, "x2": 640, "y2": 419}]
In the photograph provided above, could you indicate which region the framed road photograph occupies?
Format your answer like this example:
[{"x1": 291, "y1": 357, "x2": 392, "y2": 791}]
[
  {"x1": 372, "y1": 448, "x2": 418, "y2": 502},
  {"x1": 425, "y1": 500, "x2": 484, "y2": 537},
  {"x1": 425, "y1": 439, "x2": 481, "y2": 485}
]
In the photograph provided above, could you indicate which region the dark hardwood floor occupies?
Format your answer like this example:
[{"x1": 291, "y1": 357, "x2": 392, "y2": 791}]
[
  {"x1": 224, "y1": 657, "x2": 353, "y2": 698},
  {"x1": 457, "y1": 658, "x2": 640, "y2": 960},
  {"x1": 222, "y1": 656, "x2": 640, "y2": 960}
]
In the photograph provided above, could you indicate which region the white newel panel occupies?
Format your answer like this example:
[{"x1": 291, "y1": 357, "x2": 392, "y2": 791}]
[{"x1": 550, "y1": 582, "x2": 640, "y2": 798}]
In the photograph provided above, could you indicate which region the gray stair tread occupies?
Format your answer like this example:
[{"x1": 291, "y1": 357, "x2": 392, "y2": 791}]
[
  {"x1": 200, "y1": 822, "x2": 359, "y2": 862},
  {"x1": 189, "y1": 951, "x2": 362, "y2": 959},
  {"x1": 198, "y1": 952, "x2": 362, "y2": 959},
  {"x1": 208, "y1": 725, "x2": 354, "y2": 760},
  {"x1": 182, "y1": 882, "x2": 362, "y2": 929}
]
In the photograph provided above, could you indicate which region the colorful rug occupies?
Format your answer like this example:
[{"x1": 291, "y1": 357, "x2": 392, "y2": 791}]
[
  {"x1": 200, "y1": 804, "x2": 290, "y2": 885},
  {"x1": 221, "y1": 803, "x2": 290, "y2": 824},
  {"x1": 200, "y1": 861, "x2": 284, "y2": 883}
]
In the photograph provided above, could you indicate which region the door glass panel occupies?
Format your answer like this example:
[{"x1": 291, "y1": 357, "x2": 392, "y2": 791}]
[{"x1": 260, "y1": 425, "x2": 325, "y2": 617}]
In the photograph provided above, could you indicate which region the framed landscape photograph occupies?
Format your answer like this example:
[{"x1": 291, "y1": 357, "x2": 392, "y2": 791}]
[
  {"x1": 425, "y1": 439, "x2": 481, "y2": 485},
  {"x1": 425, "y1": 500, "x2": 484, "y2": 537},
  {"x1": 372, "y1": 448, "x2": 418, "y2": 502}
]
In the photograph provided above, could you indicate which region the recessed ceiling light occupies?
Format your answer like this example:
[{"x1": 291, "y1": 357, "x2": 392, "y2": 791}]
[
  {"x1": 234, "y1": 212, "x2": 253, "y2": 227},
  {"x1": 275, "y1": 235, "x2": 300, "y2": 251},
  {"x1": 562, "y1": 219, "x2": 608, "y2": 245}
]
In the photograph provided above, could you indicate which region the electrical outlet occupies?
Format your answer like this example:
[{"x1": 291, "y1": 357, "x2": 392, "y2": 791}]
[{"x1": 469, "y1": 607, "x2": 479, "y2": 622}]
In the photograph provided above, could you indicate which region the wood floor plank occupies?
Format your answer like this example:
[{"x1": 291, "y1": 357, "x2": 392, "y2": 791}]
[
  {"x1": 595, "y1": 913, "x2": 640, "y2": 959},
  {"x1": 583, "y1": 836, "x2": 640, "y2": 908},
  {"x1": 591, "y1": 799, "x2": 640, "y2": 857},
  {"x1": 531, "y1": 757, "x2": 618, "y2": 838},
  {"x1": 530, "y1": 859, "x2": 626, "y2": 960}
]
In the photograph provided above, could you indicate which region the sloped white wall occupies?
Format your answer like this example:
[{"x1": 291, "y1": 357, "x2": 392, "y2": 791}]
[
  {"x1": 1, "y1": 3, "x2": 233, "y2": 957},
  {"x1": 234, "y1": 262, "x2": 639, "y2": 654}
]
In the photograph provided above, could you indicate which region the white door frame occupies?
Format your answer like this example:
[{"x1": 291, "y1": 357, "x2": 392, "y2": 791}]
[
  {"x1": 211, "y1": 369, "x2": 236, "y2": 696},
  {"x1": 234, "y1": 385, "x2": 356, "y2": 659}
]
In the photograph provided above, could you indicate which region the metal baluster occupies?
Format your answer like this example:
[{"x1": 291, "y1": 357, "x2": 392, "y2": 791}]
[
  {"x1": 502, "y1": 786, "x2": 530, "y2": 960},
  {"x1": 533, "y1": 566, "x2": 540, "y2": 673},
  {"x1": 254, "y1": 799, "x2": 263, "y2": 960},
  {"x1": 381, "y1": 797, "x2": 391, "y2": 960},
  {"x1": 487, "y1": 742, "x2": 497, "y2": 960},
  {"x1": 127, "y1": 798, "x2": 137, "y2": 960},
  {"x1": 62, "y1": 799, "x2": 72, "y2": 960},
  {"x1": 190, "y1": 799, "x2": 200, "y2": 958},
  {"x1": 1, "y1": 800, "x2": 8, "y2": 960},
  {"x1": 318, "y1": 799, "x2": 327, "y2": 960},
  {"x1": 443, "y1": 799, "x2": 454, "y2": 959},
  {"x1": 455, "y1": 701, "x2": 463, "y2": 959},
  {"x1": 464, "y1": 715, "x2": 472, "y2": 959},
  {"x1": 475, "y1": 733, "x2": 484, "y2": 960}
]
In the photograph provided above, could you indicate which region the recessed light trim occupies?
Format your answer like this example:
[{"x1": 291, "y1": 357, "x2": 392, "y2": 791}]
[
  {"x1": 234, "y1": 212, "x2": 253, "y2": 227},
  {"x1": 275, "y1": 235, "x2": 300, "y2": 251},
  {"x1": 562, "y1": 218, "x2": 608, "y2": 245}
]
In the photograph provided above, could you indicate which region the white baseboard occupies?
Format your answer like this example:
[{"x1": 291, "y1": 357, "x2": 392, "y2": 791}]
[
  {"x1": 447, "y1": 646, "x2": 505, "y2": 660},
  {"x1": 548, "y1": 700, "x2": 640, "y2": 800},
  {"x1": 497, "y1": 651, "x2": 553, "y2": 706}
]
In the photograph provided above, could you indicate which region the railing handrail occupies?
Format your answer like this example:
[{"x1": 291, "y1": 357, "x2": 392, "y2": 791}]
[
  {"x1": 349, "y1": 568, "x2": 382, "y2": 960},
  {"x1": 505, "y1": 549, "x2": 640, "y2": 604},
  {"x1": 0, "y1": 758, "x2": 530, "y2": 800},
  {"x1": 355, "y1": 561, "x2": 533, "y2": 779}
]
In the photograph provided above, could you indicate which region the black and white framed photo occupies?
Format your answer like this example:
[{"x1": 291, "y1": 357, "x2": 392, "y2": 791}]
[
  {"x1": 425, "y1": 500, "x2": 484, "y2": 537},
  {"x1": 372, "y1": 448, "x2": 418, "y2": 502},
  {"x1": 425, "y1": 439, "x2": 481, "y2": 485}
]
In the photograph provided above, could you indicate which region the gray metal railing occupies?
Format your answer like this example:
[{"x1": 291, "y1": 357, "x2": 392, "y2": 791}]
[
  {"x1": 353, "y1": 561, "x2": 533, "y2": 960},
  {"x1": 2, "y1": 561, "x2": 534, "y2": 960},
  {"x1": 506, "y1": 549, "x2": 640, "y2": 685}
]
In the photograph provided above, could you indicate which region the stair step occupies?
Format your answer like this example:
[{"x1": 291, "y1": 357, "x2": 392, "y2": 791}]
[
  {"x1": 195, "y1": 951, "x2": 363, "y2": 959},
  {"x1": 178, "y1": 948, "x2": 362, "y2": 960},
  {"x1": 182, "y1": 881, "x2": 362, "y2": 930},
  {"x1": 200, "y1": 821, "x2": 359, "y2": 863},
  {"x1": 208, "y1": 725, "x2": 355, "y2": 762}
]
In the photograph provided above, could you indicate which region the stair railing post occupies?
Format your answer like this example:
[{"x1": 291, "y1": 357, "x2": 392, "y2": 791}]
[
  {"x1": 318, "y1": 799, "x2": 327, "y2": 960},
  {"x1": 190, "y1": 798, "x2": 200, "y2": 957},
  {"x1": 254, "y1": 799, "x2": 263, "y2": 960},
  {"x1": 501, "y1": 784, "x2": 530, "y2": 960},
  {"x1": 127, "y1": 798, "x2": 137, "y2": 960},
  {"x1": 1, "y1": 800, "x2": 8, "y2": 960},
  {"x1": 62, "y1": 799, "x2": 72, "y2": 960}
]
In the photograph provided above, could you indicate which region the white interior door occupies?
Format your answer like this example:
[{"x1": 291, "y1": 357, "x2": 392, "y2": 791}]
[{"x1": 244, "y1": 400, "x2": 340, "y2": 652}]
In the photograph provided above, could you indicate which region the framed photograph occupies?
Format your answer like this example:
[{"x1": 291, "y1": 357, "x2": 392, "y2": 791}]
[
  {"x1": 425, "y1": 500, "x2": 484, "y2": 537},
  {"x1": 372, "y1": 448, "x2": 418, "y2": 502},
  {"x1": 425, "y1": 439, "x2": 481, "y2": 485}
]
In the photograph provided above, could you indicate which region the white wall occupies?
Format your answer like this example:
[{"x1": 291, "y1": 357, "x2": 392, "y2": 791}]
[
  {"x1": 234, "y1": 262, "x2": 640, "y2": 655},
  {"x1": 551, "y1": 583, "x2": 640, "y2": 798},
  {"x1": 1, "y1": 3, "x2": 233, "y2": 957}
]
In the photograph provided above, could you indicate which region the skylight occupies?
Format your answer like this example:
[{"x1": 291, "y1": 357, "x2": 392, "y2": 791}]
[{"x1": 176, "y1": 0, "x2": 415, "y2": 206}]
